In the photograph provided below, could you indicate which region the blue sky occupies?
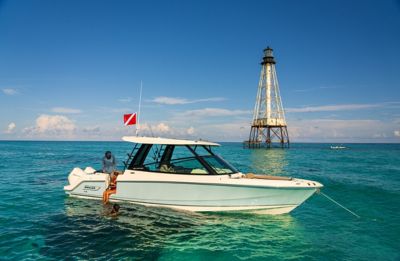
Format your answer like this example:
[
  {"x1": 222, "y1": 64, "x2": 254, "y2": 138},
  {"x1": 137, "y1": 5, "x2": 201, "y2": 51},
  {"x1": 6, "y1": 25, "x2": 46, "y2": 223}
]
[{"x1": 0, "y1": 0, "x2": 399, "y2": 142}]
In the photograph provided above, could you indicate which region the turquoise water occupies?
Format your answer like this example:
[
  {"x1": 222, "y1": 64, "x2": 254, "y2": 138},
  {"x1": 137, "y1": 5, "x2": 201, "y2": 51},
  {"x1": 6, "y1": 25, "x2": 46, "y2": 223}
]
[{"x1": 0, "y1": 141, "x2": 399, "y2": 260}]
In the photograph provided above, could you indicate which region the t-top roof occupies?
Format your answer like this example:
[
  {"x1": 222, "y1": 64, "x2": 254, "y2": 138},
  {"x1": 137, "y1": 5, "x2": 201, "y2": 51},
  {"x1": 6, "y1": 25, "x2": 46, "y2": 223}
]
[{"x1": 122, "y1": 136, "x2": 220, "y2": 146}]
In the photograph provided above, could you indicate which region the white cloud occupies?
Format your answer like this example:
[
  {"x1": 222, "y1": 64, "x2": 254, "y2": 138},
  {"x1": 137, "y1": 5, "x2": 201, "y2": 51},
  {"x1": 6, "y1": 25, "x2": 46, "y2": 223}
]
[
  {"x1": 137, "y1": 120, "x2": 248, "y2": 141},
  {"x1": 186, "y1": 126, "x2": 195, "y2": 135},
  {"x1": 91, "y1": 117, "x2": 399, "y2": 142},
  {"x1": 372, "y1": 133, "x2": 387, "y2": 138},
  {"x1": 2, "y1": 88, "x2": 19, "y2": 95},
  {"x1": 35, "y1": 115, "x2": 75, "y2": 133},
  {"x1": 136, "y1": 122, "x2": 199, "y2": 138},
  {"x1": 23, "y1": 114, "x2": 76, "y2": 136},
  {"x1": 148, "y1": 118, "x2": 399, "y2": 142},
  {"x1": 4, "y1": 122, "x2": 16, "y2": 134},
  {"x1": 151, "y1": 96, "x2": 226, "y2": 105},
  {"x1": 51, "y1": 107, "x2": 82, "y2": 114},
  {"x1": 121, "y1": 118, "x2": 400, "y2": 142},
  {"x1": 193, "y1": 121, "x2": 249, "y2": 141},
  {"x1": 287, "y1": 118, "x2": 396, "y2": 142},
  {"x1": 286, "y1": 103, "x2": 381, "y2": 113},
  {"x1": 82, "y1": 126, "x2": 101, "y2": 133},
  {"x1": 394, "y1": 130, "x2": 400, "y2": 137},
  {"x1": 152, "y1": 97, "x2": 187, "y2": 105},
  {"x1": 154, "y1": 123, "x2": 170, "y2": 133},
  {"x1": 180, "y1": 108, "x2": 251, "y2": 118},
  {"x1": 137, "y1": 122, "x2": 173, "y2": 136}
]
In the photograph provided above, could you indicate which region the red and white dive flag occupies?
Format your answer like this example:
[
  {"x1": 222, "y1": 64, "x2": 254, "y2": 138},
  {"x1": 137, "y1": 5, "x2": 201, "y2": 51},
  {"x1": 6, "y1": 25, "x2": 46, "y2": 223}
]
[{"x1": 123, "y1": 113, "x2": 137, "y2": 126}]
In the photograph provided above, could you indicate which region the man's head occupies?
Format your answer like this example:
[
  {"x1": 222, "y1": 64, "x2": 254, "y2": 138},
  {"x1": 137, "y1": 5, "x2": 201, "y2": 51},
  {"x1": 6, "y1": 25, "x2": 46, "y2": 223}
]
[
  {"x1": 105, "y1": 151, "x2": 112, "y2": 159},
  {"x1": 113, "y1": 204, "x2": 120, "y2": 212}
]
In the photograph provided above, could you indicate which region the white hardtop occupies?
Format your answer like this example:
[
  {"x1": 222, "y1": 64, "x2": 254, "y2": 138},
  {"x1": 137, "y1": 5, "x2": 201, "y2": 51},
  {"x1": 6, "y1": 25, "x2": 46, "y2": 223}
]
[{"x1": 122, "y1": 136, "x2": 220, "y2": 146}]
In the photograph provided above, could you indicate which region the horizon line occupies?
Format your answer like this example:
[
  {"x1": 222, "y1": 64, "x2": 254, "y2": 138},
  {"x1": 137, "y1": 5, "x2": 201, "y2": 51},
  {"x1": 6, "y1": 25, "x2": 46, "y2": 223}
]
[{"x1": 0, "y1": 139, "x2": 399, "y2": 144}]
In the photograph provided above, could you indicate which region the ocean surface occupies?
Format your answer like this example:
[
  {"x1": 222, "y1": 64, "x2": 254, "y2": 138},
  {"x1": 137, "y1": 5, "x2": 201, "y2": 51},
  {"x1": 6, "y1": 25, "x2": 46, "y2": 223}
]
[{"x1": 0, "y1": 141, "x2": 399, "y2": 260}]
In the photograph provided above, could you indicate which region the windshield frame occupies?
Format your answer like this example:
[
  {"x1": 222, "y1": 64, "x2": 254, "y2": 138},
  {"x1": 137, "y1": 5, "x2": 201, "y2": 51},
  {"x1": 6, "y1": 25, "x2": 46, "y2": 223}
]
[
  {"x1": 187, "y1": 145, "x2": 239, "y2": 175},
  {"x1": 126, "y1": 144, "x2": 239, "y2": 175}
]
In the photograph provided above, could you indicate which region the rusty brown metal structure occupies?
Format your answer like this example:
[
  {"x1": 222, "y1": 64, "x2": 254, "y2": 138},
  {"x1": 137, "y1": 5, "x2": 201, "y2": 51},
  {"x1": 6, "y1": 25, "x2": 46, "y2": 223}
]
[{"x1": 244, "y1": 47, "x2": 289, "y2": 148}]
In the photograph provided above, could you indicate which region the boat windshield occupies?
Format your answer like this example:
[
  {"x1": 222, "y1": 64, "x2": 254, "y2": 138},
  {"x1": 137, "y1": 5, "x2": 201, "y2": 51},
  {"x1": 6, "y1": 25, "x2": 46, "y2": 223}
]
[
  {"x1": 127, "y1": 144, "x2": 238, "y2": 175},
  {"x1": 192, "y1": 145, "x2": 239, "y2": 174},
  {"x1": 201, "y1": 155, "x2": 237, "y2": 174}
]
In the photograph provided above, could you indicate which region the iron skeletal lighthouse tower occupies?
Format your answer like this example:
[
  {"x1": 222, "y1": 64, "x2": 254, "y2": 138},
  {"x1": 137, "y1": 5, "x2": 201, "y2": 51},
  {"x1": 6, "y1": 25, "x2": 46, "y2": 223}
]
[{"x1": 245, "y1": 47, "x2": 289, "y2": 148}]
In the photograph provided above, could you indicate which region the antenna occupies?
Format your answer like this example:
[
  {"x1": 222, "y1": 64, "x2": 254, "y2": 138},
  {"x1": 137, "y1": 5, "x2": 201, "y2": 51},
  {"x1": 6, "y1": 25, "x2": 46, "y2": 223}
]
[{"x1": 136, "y1": 81, "x2": 143, "y2": 136}]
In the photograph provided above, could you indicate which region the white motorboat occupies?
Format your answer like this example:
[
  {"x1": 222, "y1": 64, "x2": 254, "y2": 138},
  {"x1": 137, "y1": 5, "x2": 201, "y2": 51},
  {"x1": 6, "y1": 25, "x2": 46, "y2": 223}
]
[
  {"x1": 64, "y1": 136, "x2": 323, "y2": 215},
  {"x1": 330, "y1": 145, "x2": 347, "y2": 150}
]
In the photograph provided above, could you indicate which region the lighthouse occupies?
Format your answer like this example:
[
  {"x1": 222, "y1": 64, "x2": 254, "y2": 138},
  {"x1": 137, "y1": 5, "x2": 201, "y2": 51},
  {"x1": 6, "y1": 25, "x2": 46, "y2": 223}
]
[{"x1": 244, "y1": 47, "x2": 290, "y2": 148}]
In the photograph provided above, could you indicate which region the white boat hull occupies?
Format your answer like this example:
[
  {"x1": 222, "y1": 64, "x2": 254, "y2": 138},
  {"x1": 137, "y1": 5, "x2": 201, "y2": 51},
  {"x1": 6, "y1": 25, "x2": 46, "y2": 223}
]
[{"x1": 64, "y1": 168, "x2": 322, "y2": 215}]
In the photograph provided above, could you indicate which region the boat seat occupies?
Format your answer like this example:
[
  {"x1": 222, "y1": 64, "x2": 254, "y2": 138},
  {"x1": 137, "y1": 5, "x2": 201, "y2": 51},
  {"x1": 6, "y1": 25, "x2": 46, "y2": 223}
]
[
  {"x1": 191, "y1": 169, "x2": 208, "y2": 174},
  {"x1": 159, "y1": 164, "x2": 175, "y2": 173}
]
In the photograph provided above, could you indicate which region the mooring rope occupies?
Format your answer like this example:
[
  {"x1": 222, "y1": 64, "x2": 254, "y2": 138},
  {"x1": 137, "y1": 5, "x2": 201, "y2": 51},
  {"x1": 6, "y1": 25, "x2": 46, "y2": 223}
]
[{"x1": 319, "y1": 191, "x2": 361, "y2": 219}]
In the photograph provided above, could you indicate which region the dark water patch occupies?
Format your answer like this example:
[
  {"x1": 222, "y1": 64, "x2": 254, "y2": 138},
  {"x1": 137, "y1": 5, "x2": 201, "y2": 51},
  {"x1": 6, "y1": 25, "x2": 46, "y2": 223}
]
[{"x1": 36, "y1": 198, "x2": 203, "y2": 260}]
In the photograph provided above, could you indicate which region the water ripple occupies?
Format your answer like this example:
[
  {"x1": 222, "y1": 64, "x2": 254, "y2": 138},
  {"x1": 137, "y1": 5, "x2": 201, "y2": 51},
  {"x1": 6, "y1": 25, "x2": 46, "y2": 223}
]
[{"x1": 0, "y1": 142, "x2": 399, "y2": 260}]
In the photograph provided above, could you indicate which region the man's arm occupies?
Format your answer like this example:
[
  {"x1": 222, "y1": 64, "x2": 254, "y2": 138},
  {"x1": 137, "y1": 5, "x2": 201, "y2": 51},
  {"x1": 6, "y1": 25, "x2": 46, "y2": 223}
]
[
  {"x1": 112, "y1": 156, "x2": 117, "y2": 168},
  {"x1": 102, "y1": 158, "x2": 106, "y2": 172}
]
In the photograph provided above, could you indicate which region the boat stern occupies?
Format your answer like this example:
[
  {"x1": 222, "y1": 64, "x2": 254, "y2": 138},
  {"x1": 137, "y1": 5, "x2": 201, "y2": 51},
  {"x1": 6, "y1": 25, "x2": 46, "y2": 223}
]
[
  {"x1": 64, "y1": 167, "x2": 109, "y2": 198},
  {"x1": 64, "y1": 167, "x2": 86, "y2": 192}
]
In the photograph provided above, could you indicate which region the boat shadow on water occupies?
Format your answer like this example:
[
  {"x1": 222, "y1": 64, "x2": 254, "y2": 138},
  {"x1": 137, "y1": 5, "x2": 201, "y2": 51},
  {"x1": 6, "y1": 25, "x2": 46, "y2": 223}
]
[
  {"x1": 36, "y1": 197, "x2": 304, "y2": 260},
  {"x1": 36, "y1": 197, "x2": 205, "y2": 259}
]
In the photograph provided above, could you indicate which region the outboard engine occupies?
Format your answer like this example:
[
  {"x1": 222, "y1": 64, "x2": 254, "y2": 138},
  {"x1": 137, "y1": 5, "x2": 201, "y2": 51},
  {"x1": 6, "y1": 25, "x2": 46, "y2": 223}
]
[
  {"x1": 64, "y1": 167, "x2": 110, "y2": 194},
  {"x1": 64, "y1": 167, "x2": 86, "y2": 191}
]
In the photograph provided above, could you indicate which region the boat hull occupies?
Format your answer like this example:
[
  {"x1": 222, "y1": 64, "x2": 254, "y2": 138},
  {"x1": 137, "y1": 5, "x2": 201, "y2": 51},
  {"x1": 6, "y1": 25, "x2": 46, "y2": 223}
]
[
  {"x1": 115, "y1": 181, "x2": 316, "y2": 213},
  {"x1": 65, "y1": 170, "x2": 320, "y2": 214},
  {"x1": 67, "y1": 192, "x2": 299, "y2": 215}
]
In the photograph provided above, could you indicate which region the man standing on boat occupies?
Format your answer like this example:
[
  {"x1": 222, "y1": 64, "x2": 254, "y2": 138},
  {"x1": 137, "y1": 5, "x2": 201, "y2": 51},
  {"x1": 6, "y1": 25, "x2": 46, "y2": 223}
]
[{"x1": 102, "y1": 151, "x2": 116, "y2": 174}]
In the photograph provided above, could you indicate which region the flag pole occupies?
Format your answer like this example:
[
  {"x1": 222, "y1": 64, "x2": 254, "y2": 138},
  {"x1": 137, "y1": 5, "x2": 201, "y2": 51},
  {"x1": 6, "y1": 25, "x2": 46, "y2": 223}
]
[{"x1": 136, "y1": 80, "x2": 143, "y2": 136}]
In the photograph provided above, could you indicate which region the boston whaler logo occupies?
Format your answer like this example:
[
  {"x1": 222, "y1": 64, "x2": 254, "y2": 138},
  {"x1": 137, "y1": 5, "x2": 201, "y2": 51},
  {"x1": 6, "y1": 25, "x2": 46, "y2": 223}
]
[{"x1": 83, "y1": 185, "x2": 101, "y2": 191}]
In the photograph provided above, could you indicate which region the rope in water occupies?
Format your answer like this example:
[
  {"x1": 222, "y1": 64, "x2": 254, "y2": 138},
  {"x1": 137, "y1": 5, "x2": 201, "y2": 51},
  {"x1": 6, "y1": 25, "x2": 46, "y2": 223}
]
[{"x1": 319, "y1": 191, "x2": 361, "y2": 219}]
